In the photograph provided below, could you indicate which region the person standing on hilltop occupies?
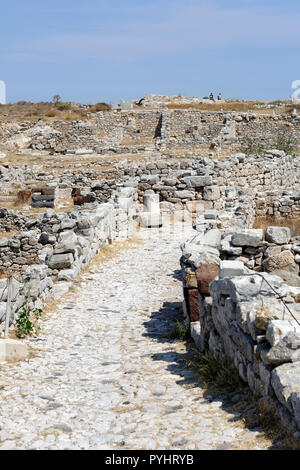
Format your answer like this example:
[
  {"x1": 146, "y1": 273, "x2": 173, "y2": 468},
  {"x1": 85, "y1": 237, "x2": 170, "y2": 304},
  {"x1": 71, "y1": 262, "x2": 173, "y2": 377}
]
[
  {"x1": 209, "y1": 92, "x2": 214, "y2": 101},
  {"x1": 217, "y1": 93, "x2": 222, "y2": 100}
]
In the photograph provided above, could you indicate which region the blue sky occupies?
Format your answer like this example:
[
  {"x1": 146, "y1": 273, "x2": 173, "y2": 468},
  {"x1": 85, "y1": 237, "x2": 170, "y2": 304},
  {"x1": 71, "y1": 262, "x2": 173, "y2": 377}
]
[{"x1": 1, "y1": 0, "x2": 300, "y2": 103}]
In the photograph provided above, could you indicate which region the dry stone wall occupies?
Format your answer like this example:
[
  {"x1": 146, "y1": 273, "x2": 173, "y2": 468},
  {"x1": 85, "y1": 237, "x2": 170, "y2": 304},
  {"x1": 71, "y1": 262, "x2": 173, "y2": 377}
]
[
  {"x1": 0, "y1": 187, "x2": 137, "y2": 334},
  {"x1": 2, "y1": 109, "x2": 300, "y2": 154},
  {"x1": 181, "y1": 208, "x2": 300, "y2": 435}
]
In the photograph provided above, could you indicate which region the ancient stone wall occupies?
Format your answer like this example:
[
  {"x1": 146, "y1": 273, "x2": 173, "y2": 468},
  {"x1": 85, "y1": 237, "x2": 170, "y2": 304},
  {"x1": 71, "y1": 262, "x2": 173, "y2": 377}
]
[
  {"x1": 3, "y1": 109, "x2": 300, "y2": 154},
  {"x1": 181, "y1": 209, "x2": 300, "y2": 435}
]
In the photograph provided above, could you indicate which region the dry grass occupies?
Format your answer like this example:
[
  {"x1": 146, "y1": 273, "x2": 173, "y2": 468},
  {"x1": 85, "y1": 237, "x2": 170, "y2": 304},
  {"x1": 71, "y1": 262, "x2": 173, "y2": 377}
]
[
  {"x1": 166, "y1": 101, "x2": 263, "y2": 112},
  {"x1": 0, "y1": 101, "x2": 111, "y2": 123},
  {"x1": 166, "y1": 100, "x2": 296, "y2": 114},
  {"x1": 237, "y1": 395, "x2": 300, "y2": 450},
  {"x1": 253, "y1": 216, "x2": 300, "y2": 237},
  {"x1": 188, "y1": 348, "x2": 300, "y2": 450}
]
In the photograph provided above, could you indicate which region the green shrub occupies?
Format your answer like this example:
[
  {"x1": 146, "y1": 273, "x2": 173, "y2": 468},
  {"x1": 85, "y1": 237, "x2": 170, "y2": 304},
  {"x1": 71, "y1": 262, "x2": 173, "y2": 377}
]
[
  {"x1": 56, "y1": 102, "x2": 71, "y2": 111},
  {"x1": 16, "y1": 297, "x2": 42, "y2": 338},
  {"x1": 240, "y1": 136, "x2": 265, "y2": 155},
  {"x1": 274, "y1": 133, "x2": 298, "y2": 156},
  {"x1": 168, "y1": 319, "x2": 189, "y2": 340}
]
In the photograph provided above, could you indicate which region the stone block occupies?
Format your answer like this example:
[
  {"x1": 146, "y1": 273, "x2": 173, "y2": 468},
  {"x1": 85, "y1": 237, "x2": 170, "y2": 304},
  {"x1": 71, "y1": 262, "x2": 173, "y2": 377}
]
[
  {"x1": 186, "y1": 272, "x2": 197, "y2": 289},
  {"x1": 174, "y1": 190, "x2": 195, "y2": 200},
  {"x1": 196, "y1": 264, "x2": 219, "y2": 295},
  {"x1": 48, "y1": 253, "x2": 74, "y2": 270},
  {"x1": 203, "y1": 185, "x2": 221, "y2": 201},
  {"x1": 201, "y1": 229, "x2": 221, "y2": 249},
  {"x1": 0, "y1": 339, "x2": 28, "y2": 362},
  {"x1": 32, "y1": 201, "x2": 55, "y2": 208},
  {"x1": 266, "y1": 320, "x2": 300, "y2": 346},
  {"x1": 41, "y1": 188, "x2": 56, "y2": 196},
  {"x1": 32, "y1": 194, "x2": 55, "y2": 202},
  {"x1": 138, "y1": 213, "x2": 163, "y2": 228},
  {"x1": 263, "y1": 250, "x2": 295, "y2": 272},
  {"x1": 265, "y1": 226, "x2": 291, "y2": 245},
  {"x1": 219, "y1": 260, "x2": 244, "y2": 279},
  {"x1": 204, "y1": 209, "x2": 218, "y2": 220},
  {"x1": 190, "y1": 321, "x2": 202, "y2": 349},
  {"x1": 183, "y1": 288, "x2": 200, "y2": 322},
  {"x1": 264, "y1": 331, "x2": 300, "y2": 365},
  {"x1": 74, "y1": 195, "x2": 91, "y2": 205},
  {"x1": 231, "y1": 229, "x2": 263, "y2": 247},
  {"x1": 143, "y1": 193, "x2": 160, "y2": 213},
  {"x1": 271, "y1": 362, "x2": 300, "y2": 413},
  {"x1": 182, "y1": 175, "x2": 213, "y2": 188}
]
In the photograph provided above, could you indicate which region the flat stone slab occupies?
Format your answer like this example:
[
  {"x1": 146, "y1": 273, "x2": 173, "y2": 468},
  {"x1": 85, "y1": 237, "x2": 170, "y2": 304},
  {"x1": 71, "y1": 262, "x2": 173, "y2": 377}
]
[
  {"x1": 265, "y1": 226, "x2": 291, "y2": 245},
  {"x1": 0, "y1": 339, "x2": 28, "y2": 362},
  {"x1": 232, "y1": 229, "x2": 263, "y2": 247},
  {"x1": 138, "y1": 213, "x2": 163, "y2": 228},
  {"x1": 219, "y1": 260, "x2": 245, "y2": 279},
  {"x1": 204, "y1": 210, "x2": 218, "y2": 220}
]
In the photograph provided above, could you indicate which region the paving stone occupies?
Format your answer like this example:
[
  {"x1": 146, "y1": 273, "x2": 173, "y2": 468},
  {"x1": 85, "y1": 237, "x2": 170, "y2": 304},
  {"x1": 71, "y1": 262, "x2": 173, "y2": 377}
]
[{"x1": 0, "y1": 224, "x2": 273, "y2": 450}]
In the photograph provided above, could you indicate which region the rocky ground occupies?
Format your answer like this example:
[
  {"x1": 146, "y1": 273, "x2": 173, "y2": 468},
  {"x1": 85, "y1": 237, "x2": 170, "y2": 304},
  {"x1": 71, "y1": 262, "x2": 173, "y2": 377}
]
[{"x1": 0, "y1": 223, "x2": 275, "y2": 450}]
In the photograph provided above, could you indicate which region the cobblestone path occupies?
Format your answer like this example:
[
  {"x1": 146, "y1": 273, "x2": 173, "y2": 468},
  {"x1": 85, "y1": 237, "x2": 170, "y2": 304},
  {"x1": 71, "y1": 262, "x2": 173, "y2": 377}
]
[{"x1": 0, "y1": 224, "x2": 274, "y2": 450}]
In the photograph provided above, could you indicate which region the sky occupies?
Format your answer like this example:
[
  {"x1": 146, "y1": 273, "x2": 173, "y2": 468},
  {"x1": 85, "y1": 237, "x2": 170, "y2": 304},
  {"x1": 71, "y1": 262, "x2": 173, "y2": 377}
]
[{"x1": 1, "y1": 0, "x2": 300, "y2": 103}]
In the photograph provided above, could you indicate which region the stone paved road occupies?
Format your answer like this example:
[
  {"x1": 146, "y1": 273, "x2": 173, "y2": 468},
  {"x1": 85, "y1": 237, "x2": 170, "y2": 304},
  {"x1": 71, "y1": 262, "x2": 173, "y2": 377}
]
[{"x1": 0, "y1": 224, "x2": 274, "y2": 450}]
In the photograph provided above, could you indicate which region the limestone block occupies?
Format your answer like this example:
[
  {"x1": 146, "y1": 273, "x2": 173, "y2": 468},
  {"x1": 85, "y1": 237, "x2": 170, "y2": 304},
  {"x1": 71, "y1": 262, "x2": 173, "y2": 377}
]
[
  {"x1": 174, "y1": 190, "x2": 195, "y2": 200},
  {"x1": 60, "y1": 218, "x2": 77, "y2": 230},
  {"x1": 48, "y1": 253, "x2": 74, "y2": 270},
  {"x1": 220, "y1": 233, "x2": 243, "y2": 256},
  {"x1": 25, "y1": 264, "x2": 48, "y2": 280},
  {"x1": 265, "y1": 226, "x2": 291, "y2": 244},
  {"x1": 204, "y1": 209, "x2": 218, "y2": 220},
  {"x1": 203, "y1": 185, "x2": 221, "y2": 201},
  {"x1": 264, "y1": 331, "x2": 300, "y2": 365},
  {"x1": 232, "y1": 229, "x2": 263, "y2": 247},
  {"x1": 263, "y1": 250, "x2": 295, "y2": 272},
  {"x1": 190, "y1": 322, "x2": 202, "y2": 349},
  {"x1": 54, "y1": 231, "x2": 78, "y2": 255},
  {"x1": 219, "y1": 260, "x2": 244, "y2": 279},
  {"x1": 266, "y1": 320, "x2": 300, "y2": 346},
  {"x1": 138, "y1": 213, "x2": 163, "y2": 228},
  {"x1": 143, "y1": 194, "x2": 160, "y2": 213},
  {"x1": 0, "y1": 339, "x2": 28, "y2": 362},
  {"x1": 181, "y1": 176, "x2": 212, "y2": 188},
  {"x1": 271, "y1": 362, "x2": 300, "y2": 413},
  {"x1": 200, "y1": 229, "x2": 221, "y2": 249}
]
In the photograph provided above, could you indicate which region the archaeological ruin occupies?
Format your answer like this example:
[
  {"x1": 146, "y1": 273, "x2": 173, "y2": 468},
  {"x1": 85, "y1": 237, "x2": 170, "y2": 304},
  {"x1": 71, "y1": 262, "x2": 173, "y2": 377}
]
[{"x1": 1, "y1": 97, "x2": 300, "y2": 449}]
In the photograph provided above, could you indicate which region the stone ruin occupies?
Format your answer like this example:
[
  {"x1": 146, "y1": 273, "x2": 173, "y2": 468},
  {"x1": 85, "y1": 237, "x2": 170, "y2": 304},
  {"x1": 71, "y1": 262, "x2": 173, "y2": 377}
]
[
  {"x1": 181, "y1": 203, "x2": 300, "y2": 435},
  {"x1": 0, "y1": 100, "x2": 300, "y2": 437}
]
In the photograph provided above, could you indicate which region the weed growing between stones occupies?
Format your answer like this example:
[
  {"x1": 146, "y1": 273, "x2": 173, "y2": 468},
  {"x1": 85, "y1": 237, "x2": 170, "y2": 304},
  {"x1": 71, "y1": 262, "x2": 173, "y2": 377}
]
[
  {"x1": 240, "y1": 137, "x2": 266, "y2": 155},
  {"x1": 189, "y1": 350, "x2": 300, "y2": 450},
  {"x1": 275, "y1": 133, "x2": 298, "y2": 157},
  {"x1": 235, "y1": 395, "x2": 300, "y2": 450},
  {"x1": 15, "y1": 297, "x2": 42, "y2": 338},
  {"x1": 190, "y1": 351, "x2": 243, "y2": 394},
  {"x1": 168, "y1": 319, "x2": 189, "y2": 340}
]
